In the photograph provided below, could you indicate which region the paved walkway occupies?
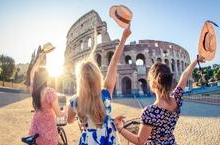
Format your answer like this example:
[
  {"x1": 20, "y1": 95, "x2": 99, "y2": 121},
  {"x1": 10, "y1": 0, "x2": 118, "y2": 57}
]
[
  {"x1": 116, "y1": 97, "x2": 220, "y2": 117},
  {"x1": 0, "y1": 91, "x2": 29, "y2": 107},
  {"x1": 0, "y1": 92, "x2": 219, "y2": 144}
]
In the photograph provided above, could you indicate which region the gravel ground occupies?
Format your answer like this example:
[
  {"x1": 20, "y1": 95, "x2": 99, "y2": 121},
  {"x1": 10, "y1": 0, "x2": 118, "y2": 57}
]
[{"x1": 0, "y1": 94, "x2": 220, "y2": 145}]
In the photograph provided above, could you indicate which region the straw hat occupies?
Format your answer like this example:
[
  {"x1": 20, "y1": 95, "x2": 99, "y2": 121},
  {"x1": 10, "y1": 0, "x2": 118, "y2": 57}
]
[
  {"x1": 109, "y1": 5, "x2": 133, "y2": 28},
  {"x1": 41, "y1": 42, "x2": 55, "y2": 53},
  {"x1": 198, "y1": 20, "x2": 218, "y2": 61}
]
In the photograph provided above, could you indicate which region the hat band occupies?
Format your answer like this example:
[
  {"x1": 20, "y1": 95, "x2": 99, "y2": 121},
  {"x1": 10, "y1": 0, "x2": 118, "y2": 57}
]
[{"x1": 115, "y1": 10, "x2": 130, "y2": 24}]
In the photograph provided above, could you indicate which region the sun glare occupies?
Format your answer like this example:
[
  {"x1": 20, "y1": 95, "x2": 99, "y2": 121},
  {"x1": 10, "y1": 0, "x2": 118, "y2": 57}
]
[{"x1": 46, "y1": 50, "x2": 64, "y2": 77}]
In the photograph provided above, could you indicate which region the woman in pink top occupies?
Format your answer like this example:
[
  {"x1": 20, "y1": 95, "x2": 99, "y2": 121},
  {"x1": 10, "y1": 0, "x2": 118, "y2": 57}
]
[{"x1": 28, "y1": 52, "x2": 64, "y2": 145}]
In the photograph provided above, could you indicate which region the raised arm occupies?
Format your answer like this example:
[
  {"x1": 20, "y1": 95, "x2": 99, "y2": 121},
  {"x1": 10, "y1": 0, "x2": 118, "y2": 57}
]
[
  {"x1": 177, "y1": 55, "x2": 204, "y2": 89},
  {"x1": 104, "y1": 25, "x2": 131, "y2": 96},
  {"x1": 30, "y1": 53, "x2": 45, "y2": 94}
]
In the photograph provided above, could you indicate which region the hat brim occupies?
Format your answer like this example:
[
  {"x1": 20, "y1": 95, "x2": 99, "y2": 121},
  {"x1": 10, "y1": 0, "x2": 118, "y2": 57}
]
[
  {"x1": 41, "y1": 43, "x2": 55, "y2": 53},
  {"x1": 198, "y1": 21, "x2": 217, "y2": 61},
  {"x1": 109, "y1": 6, "x2": 131, "y2": 28},
  {"x1": 41, "y1": 47, "x2": 55, "y2": 53}
]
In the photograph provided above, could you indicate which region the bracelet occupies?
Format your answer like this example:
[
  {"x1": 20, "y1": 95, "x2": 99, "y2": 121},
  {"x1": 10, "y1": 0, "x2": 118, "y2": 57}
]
[{"x1": 118, "y1": 127, "x2": 124, "y2": 133}]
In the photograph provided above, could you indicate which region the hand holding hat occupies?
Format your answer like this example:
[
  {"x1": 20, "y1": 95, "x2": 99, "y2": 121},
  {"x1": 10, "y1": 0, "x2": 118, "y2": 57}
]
[
  {"x1": 198, "y1": 20, "x2": 218, "y2": 61},
  {"x1": 41, "y1": 42, "x2": 55, "y2": 54},
  {"x1": 109, "y1": 5, "x2": 133, "y2": 29}
]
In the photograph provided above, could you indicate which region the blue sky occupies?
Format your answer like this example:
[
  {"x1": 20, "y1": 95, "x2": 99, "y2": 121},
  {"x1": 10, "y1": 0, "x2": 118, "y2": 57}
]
[{"x1": 0, "y1": 0, "x2": 219, "y2": 68}]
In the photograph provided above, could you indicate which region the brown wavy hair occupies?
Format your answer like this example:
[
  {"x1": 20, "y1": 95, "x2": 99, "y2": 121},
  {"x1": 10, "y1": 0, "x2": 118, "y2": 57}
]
[
  {"x1": 32, "y1": 67, "x2": 48, "y2": 110},
  {"x1": 148, "y1": 63, "x2": 173, "y2": 103}
]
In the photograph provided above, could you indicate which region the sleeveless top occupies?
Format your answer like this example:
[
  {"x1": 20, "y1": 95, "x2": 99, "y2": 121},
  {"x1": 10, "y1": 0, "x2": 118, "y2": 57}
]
[
  {"x1": 69, "y1": 89, "x2": 118, "y2": 145},
  {"x1": 141, "y1": 87, "x2": 184, "y2": 145}
]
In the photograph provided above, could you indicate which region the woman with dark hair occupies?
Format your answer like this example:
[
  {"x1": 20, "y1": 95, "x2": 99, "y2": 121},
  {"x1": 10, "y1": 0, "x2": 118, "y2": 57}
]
[
  {"x1": 28, "y1": 52, "x2": 65, "y2": 145},
  {"x1": 115, "y1": 56, "x2": 204, "y2": 144}
]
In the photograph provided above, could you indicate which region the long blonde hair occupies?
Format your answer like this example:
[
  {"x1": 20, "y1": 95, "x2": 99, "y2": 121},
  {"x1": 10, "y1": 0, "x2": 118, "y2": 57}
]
[
  {"x1": 148, "y1": 63, "x2": 173, "y2": 103},
  {"x1": 75, "y1": 59, "x2": 105, "y2": 127}
]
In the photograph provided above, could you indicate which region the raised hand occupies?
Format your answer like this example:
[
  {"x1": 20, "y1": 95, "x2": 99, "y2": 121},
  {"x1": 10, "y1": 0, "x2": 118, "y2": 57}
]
[{"x1": 197, "y1": 55, "x2": 205, "y2": 63}]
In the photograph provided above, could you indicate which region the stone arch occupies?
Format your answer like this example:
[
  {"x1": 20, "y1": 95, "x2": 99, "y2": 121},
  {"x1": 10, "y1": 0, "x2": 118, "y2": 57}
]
[
  {"x1": 80, "y1": 40, "x2": 83, "y2": 50},
  {"x1": 164, "y1": 59, "x2": 169, "y2": 66},
  {"x1": 95, "y1": 53, "x2": 102, "y2": 67},
  {"x1": 107, "y1": 51, "x2": 114, "y2": 65},
  {"x1": 121, "y1": 76, "x2": 132, "y2": 95},
  {"x1": 171, "y1": 59, "x2": 175, "y2": 72},
  {"x1": 151, "y1": 59, "x2": 154, "y2": 64},
  {"x1": 177, "y1": 60, "x2": 180, "y2": 72},
  {"x1": 125, "y1": 55, "x2": 132, "y2": 64},
  {"x1": 181, "y1": 60, "x2": 184, "y2": 72},
  {"x1": 157, "y1": 58, "x2": 162, "y2": 62},
  {"x1": 163, "y1": 49, "x2": 168, "y2": 57},
  {"x1": 88, "y1": 37, "x2": 92, "y2": 48},
  {"x1": 97, "y1": 33, "x2": 102, "y2": 44},
  {"x1": 136, "y1": 53, "x2": 145, "y2": 65},
  {"x1": 138, "y1": 78, "x2": 148, "y2": 94}
]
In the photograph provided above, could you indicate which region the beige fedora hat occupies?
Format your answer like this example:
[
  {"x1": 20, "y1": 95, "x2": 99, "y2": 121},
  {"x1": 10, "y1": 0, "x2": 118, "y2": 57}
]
[
  {"x1": 109, "y1": 5, "x2": 133, "y2": 28},
  {"x1": 41, "y1": 42, "x2": 55, "y2": 53},
  {"x1": 198, "y1": 20, "x2": 218, "y2": 61}
]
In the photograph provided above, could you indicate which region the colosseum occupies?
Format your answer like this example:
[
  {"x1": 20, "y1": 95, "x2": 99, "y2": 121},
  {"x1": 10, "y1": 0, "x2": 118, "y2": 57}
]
[{"x1": 63, "y1": 10, "x2": 191, "y2": 97}]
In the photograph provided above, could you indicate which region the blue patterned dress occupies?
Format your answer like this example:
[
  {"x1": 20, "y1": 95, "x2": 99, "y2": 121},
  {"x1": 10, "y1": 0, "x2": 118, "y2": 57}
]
[
  {"x1": 141, "y1": 87, "x2": 184, "y2": 145},
  {"x1": 69, "y1": 89, "x2": 118, "y2": 145}
]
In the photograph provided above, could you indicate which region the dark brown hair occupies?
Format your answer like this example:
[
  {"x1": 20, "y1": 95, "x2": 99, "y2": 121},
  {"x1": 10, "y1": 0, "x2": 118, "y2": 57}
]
[
  {"x1": 148, "y1": 63, "x2": 173, "y2": 102},
  {"x1": 32, "y1": 67, "x2": 48, "y2": 110}
]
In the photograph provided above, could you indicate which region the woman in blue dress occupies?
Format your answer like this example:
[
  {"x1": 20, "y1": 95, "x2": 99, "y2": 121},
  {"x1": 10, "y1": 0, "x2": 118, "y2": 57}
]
[
  {"x1": 67, "y1": 25, "x2": 131, "y2": 145},
  {"x1": 115, "y1": 55, "x2": 205, "y2": 145}
]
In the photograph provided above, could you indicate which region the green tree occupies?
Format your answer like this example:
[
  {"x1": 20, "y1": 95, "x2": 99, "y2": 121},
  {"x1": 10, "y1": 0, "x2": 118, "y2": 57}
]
[
  {"x1": 0, "y1": 55, "x2": 15, "y2": 86},
  {"x1": 203, "y1": 66, "x2": 214, "y2": 81},
  {"x1": 192, "y1": 68, "x2": 200, "y2": 82},
  {"x1": 214, "y1": 68, "x2": 220, "y2": 81}
]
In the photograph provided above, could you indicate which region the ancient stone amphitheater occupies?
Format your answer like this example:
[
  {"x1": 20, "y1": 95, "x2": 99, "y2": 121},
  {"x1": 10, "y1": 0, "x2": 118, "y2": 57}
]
[{"x1": 63, "y1": 10, "x2": 190, "y2": 97}]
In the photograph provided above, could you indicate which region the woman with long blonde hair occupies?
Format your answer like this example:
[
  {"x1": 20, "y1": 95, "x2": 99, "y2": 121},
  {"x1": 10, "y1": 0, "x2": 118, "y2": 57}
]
[{"x1": 67, "y1": 25, "x2": 131, "y2": 144}]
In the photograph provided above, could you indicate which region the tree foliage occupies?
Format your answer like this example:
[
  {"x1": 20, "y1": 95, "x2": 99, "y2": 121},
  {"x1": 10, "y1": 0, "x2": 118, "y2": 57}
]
[
  {"x1": 192, "y1": 64, "x2": 220, "y2": 86},
  {"x1": 0, "y1": 55, "x2": 15, "y2": 86},
  {"x1": 214, "y1": 68, "x2": 220, "y2": 81}
]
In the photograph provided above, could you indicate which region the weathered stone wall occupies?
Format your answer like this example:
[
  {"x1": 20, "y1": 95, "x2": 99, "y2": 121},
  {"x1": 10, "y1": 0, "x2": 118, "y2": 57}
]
[{"x1": 64, "y1": 10, "x2": 191, "y2": 96}]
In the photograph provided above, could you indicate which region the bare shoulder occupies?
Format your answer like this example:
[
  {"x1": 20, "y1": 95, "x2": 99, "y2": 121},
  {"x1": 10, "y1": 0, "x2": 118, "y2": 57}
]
[{"x1": 166, "y1": 98, "x2": 178, "y2": 111}]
